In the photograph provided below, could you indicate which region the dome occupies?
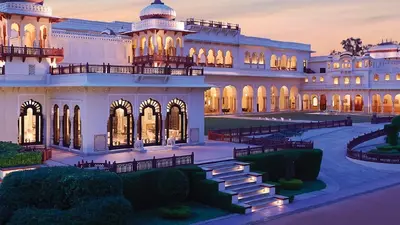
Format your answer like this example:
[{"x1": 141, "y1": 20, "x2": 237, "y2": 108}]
[
  {"x1": 368, "y1": 42, "x2": 400, "y2": 59},
  {"x1": 140, "y1": 0, "x2": 176, "y2": 21},
  {"x1": 0, "y1": 0, "x2": 44, "y2": 4}
]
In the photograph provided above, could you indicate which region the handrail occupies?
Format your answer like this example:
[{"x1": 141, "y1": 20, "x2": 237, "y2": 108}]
[
  {"x1": 50, "y1": 63, "x2": 204, "y2": 76},
  {"x1": 346, "y1": 129, "x2": 400, "y2": 164},
  {"x1": 0, "y1": 45, "x2": 64, "y2": 57},
  {"x1": 233, "y1": 140, "x2": 314, "y2": 158},
  {"x1": 132, "y1": 55, "x2": 194, "y2": 65},
  {"x1": 371, "y1": 114, "x2": 393, "y2": 124}
]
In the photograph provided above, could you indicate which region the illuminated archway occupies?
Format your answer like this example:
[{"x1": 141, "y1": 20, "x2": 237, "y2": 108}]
[
  {"x1": 332, "y1": 94, "x2": 341, "y2": 111},
  {"x1": 311, "y1": 95, "x2": 319, "y2": 110},
  {"x1": 225, "y1": 51, "x2": 233, "y2": 67},
  {"x1": 63, "y1": 105, "x2": 71, "y2": 147},
  {"x1": 24, "y1": 24, "x2": 36, "y2": 47},
  {"x1": 354, "y1": 95, "x2": 364, "y2": 112},
  {"x1": 73, "y1": 106, "x2": 82, "y2": 150},
  {"x1": 18, "y1": 99, "x2": 43, "y2": 145},
  {"x1": 39, "y1": 25, "x2": 47, "y2": 48},
  {"x1": 166, "y1": 98, "x2": 187, "y2": 143},
  {"x1": 320, "y1": 94, "x2": 327, "y2": 111},
  {"x1": 372, "y1": 94, "x2": 381, "y2": 113},
  {"x1": 343, "y1": 95, "x2": 352, "y2": 112},
  {"x1": 139, "y1": 98, "x2": 162, "y2": 146},
  {"x1": 395, "y1": 95, "x2": 400, "y2": 114},
  {"x1": 108, "y1": 99, "x2": 133, "y2": 150},
  {"x1": 198, "y1": 49, "x2": 206, "y2": 65},
  {"x1": 207, "y1": 49, "x2": 215, "y2": 65},
  {"x1": 270, "y1": 54, "x2": 277, "y2": 69},
  {"x1": 257, "y1": 86, "x2": 267, "y2": 112},
  {"x1": 259, "y1": 53, "x2": 265, "y2": 65},
  {"x1": 165, "y1": 36, "x2": 175, "y2": 56},
  {"x1": 290, "y1": 56, "x2": 297, "y2": 70},
  {"x1": 216, "y1": 50, "x2": 224, "y2": 66},
  {"x1": 281, "y1": 55, "x2": 288, "y2": 70},
  {"x1": 242, "y1": 85, "x2": 254, "y2": 113},
  {"x1": 223, "y1": 86, "x2": 237, "y2": 114},
  {"x1": 279, "y1": 86, "x2": 289, "y2": 110},
  {"x1": 303, "y1": 94, "x2": 310, "y2": 110},
  {"x1": 383, "y1": 94, "x2": 393, "y2": 114},
  {"x1": 290, "y1": 86, "x2": 299, "y2": 110},
  {"x1": 204, "y1": 87, "x2": 221, "y2": 114},
  {"x1": 53, "y1": 104, "x2": 60, "y2": 145},
  {"x1": 244, "y1": 51, "x2": 251, "y2": 64},
  {"x1": 251, "y1": 53, "x2": 258, "y2": 65}
]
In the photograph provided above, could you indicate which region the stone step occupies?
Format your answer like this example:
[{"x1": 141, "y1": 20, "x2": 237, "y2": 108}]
[
  {"x1": 238, "y1": 185, "x2": 267, "y2": 197},
  {"x1": 225, "y1": 180, "x2": 257, "y2": 189},
  {"x1": 201, "y1": 161, "x2": 237, "y2": 170},
  {"x1": 239, "y1": 192, "x2": 271, "y2": 203},
  {"x1": 218, "y1": 173, "x2": 249, "y2": 181},
  {"x1": 251, "y1": 199, "x2": 277, "y2": 212},
  {"x1": 245, "y1": 195, "x2": 276, "y2": 207},
  {"x1": 224, "y1": 174, "x2": 256, "y2": 187},
  {"x1": 226, "y1": 182, "x2": 258, "y2": 192},
  {"x1": 213, "y1": 169, "x2": 244, "y2": 178},
  {"x1": 213, "y1": 165, "x2": 243, "y2": 175}
]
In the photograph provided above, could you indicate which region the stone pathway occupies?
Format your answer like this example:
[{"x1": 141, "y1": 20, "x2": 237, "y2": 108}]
[{"x1": 196, "y1": 123, "x2": 400, "y2": 225}]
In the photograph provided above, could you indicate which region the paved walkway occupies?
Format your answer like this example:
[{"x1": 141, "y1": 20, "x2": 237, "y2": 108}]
[{"x1": 196, "y1": 123, "x2": 400, "y2": 225}]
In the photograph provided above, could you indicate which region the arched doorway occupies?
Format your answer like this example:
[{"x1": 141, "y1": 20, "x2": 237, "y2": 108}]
[
  {"x1": 311, "y1": 95, "x2": 319, "y2": 110},
  {"x1": 53, "y1": 104, "x2": 60, "y2": 145},
  {"x1": 303, "y1": 94, "x2": 310, "y2": 110},
  {"x1": 73, "y1": 106, "x2": 82, "y2": 150},
  {"x1": 271, "y1": 86, "x2": 278, "y2": 111},
  {"x1": 320, "y1": 95, "x2": 327, "y2": 111},
  {"x1": 372, "y1": 94, "x2": 381, "y2": 113},
  {"x1": 63, "y1": 105, "x2": 71, "y2": 148},
  {"x1": 242, "y1": 85, "x2": 254, "y2": 113},
  {"x1": 279, "y1": 86, "x2": 289, "y2": 110},
  {"x1": 166, "y1": 99, "x2": 187, "y2": 143},
  {"x1": 24, "y1": 24, "x2": 36, "y2": 47},
  {"x1": 222, "y1": 86, "x2": 237, "y2": 114},
  {"x1": 204, "y1": 87, "x2": 220, "y2": 114},
  {"x1": 18, "y1": 99, "x2": 43, "y2": 145},
  {"x1": 290, "y1": 86, "x2": 299, "y2": 110},
  {"x1": 383, "y1": 94, "x2": 393, "y2": 114},
  {"x1": 257, "y1": 86, "x2": 267, "y2": 112},
  {"x1": 343, "y1": 95, "x2": 351, "y2": 112},
  {"x1": 108, "y1": 99, "x2": 133, "y2": 150},
  {"x1": 354, "y1": 95, "x2": 364, "y2": 112},
  {"x1": 332, "y1": 95, "x2": 341, "y2": 111},
  {"x1": 395, "y1": 95, "x2": 400, "y2": 114},
  {"x1": 139, "y1": 98, "x2": 162, "y2": 146}
]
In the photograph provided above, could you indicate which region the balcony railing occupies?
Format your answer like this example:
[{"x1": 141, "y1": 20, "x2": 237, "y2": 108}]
[
  {"x1": 186, "y1": 18, "x2": 240, "y2": 31},
  {"x1": 50, "y1": 63, "x2": 204, "y2": 76},
  {"x1": 132, "y1": 55, "x2": 194, "y2": 65},
  {"x1": 0, "y1": 45, "x2": 64, "y2": 62}
]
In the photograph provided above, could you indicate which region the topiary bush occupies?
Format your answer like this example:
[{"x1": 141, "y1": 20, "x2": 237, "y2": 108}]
[
  {"x1": 0, "y1": 142, "x2": 42, "y2": 168},
  {"x1": 157, "y1": 169, "x2": 190, "y2": 204},
  {"x1": 158, "y1": 205, "x2": 192, "y2": 220},
  {"x1": 278, "y1": 178, "x2": 303, "y2": 190}
]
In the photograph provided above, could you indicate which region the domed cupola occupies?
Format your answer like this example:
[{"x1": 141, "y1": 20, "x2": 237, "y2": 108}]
[
  {"x1": 139, "y1": 0, "x2": 176, "y2": 21},
  {"x1": 0, "y1": 0, "x2": 44, "y2": 4}
]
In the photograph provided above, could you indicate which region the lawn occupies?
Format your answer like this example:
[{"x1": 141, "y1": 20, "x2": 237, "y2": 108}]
[
  {"x1": 278, "y1": 180, "x2": 327, "y2": 197},
  {"x1": 127, "y1": 202, "x2": 230, "y2": 225},
  {"x1": 240, "y1": 112, "x2": 371, "y2": 123},
  {"x1": 368, "y1": 149, "x2": 400, "y2": 155},
  {"x1": 205, "y1": 117, "x2": 288, "y2": 135}
]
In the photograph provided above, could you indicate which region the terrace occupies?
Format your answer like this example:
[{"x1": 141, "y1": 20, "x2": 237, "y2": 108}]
[
  {"x1": 0, "y1": 45, "x2": 64, "y2": 62},
  {"x1": 186, "y1": 18, "x2": 240, "y2": 31}
]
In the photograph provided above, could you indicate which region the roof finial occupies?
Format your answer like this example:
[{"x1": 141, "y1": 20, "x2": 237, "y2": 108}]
[{"x1": 152, "y1": 0, "x2": 164, "y2": 4}]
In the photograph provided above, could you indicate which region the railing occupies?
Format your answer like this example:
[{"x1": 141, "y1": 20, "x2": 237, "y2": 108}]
[
  {"x1": 371, "y1": 114, "x2": 393, "y2": 124},
  {"x1": 50, "y1": 63, "x2": 204, "y2": 76},
  {"x1": 209, "y1": 118, "x2": 352, "y2": 143},
  {"x1": 186, "y1": 18, "x2": 240, "y2": 30},
  {"x1": 132, "y1": 55, "x2": 194, "y2": 65},
  {"x1": 0, "y1": 45, "x2": 64, "y2": 58},
  {"x1": 346, "y1": 129, "x2": 400, "y2": 164},
  {"x1": 233, "y1": 141, "x2": 314, "y2": 158},
  {"x1": 75, "y1": 152, "x2": 194, "y2": 173}
]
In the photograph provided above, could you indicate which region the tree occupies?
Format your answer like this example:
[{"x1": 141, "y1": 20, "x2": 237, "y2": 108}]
[{"x1": 340, "y1": 37, "x2": 364, "y2": 56}]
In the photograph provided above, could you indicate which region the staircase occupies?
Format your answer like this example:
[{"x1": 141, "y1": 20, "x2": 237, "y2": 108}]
[{"x1": 200, "y1": 160, "x2": 289, "y2": 214}]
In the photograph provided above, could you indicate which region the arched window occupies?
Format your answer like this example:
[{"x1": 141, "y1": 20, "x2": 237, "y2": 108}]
[
  {"x1": 270, "y1": 54, "x2": 277, "y2": 69},
  {"x1": 385, "y1": 74, "x2": 390, "y2": 81},
  {"x1": 244, "y1": 51, "x2": 251, "y2": 64},
  {"x1": 198, "y1": 49, "x2": 206, "y2": 65},
  {"x1": 189, "y1": 48, "x2": 196, "y2": 57},
  {"x1": 53, "y1": 104, "x2": 60, "y2": 145},
  {"x1": 24, "y1": 24, "x2": 36, "y2": 47},
  {"x1": 166, "y1": 99, "x2": 187, "y2": 143},
  {"x1": 207, "y1": 49, "x2": 215, "y2": 65},
  {"x1": 108, "y1": 99, "x2": 133, "y2": 150},
  {"x1": 259, "y1": 53, "x2": 265, "y2": 65},
  {"x1": 19, "y1": 99, "x2": 43, "y2": 145},
  {"x1": 312, "y1": 96, "x2": 318, "y2": 107},
  {"x1": 73, "y1": 106, "x2": 81, "y2": 150},
  {"x1": 356, "y1": 76, "x2": 361, "y2": 84},
  {"x1": 165, "y1": 36, "x2": 175, "y2": 56},
  {"x1": 290, "y1": 56, "x2": 297, "y2": 70},
  {"x1": 312, "y1": 76, "x2": 316, "y2": 83},
  {"x1": 225, "y1": 51, "x2": 233, "y2": 67},
  {"x1": 139, "y1": 98, "x2": 162, "y2": 146},
  {"x1": 251, "y1": 53, "x2": 258, "y2": 64},
  {"x1": 63, "y1": 105, "x2": 71, "y2": 148},
  {"x1": 148, "y1": 36, "x2": 154, "y2": 55},
  {"x1": 374, "y1": 74, "x2": 379, "y2": 81},
  {"x1": 216, "y1": 50, "x2": 224, "y2": 66},
  {"x1": 10, "y1": 23, "x2": 20, "y2": 39},
  {"x1": 281, "y1": 55, "x2": 288, "y2": 70},
  {"x1": 397, "y1": 74, "x2": 400, "y2": 81}
]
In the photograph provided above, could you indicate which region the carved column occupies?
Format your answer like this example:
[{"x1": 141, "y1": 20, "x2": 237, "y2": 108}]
[
  {"x1": 69, "y1": 114, "x2": 74, "y2": 149},
  {"x1": 59, "y1": 114, "x2": 63, "y2": 147}
]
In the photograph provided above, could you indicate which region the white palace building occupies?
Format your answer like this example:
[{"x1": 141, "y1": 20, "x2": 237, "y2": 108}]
[{"x1": 0, "y1": 0, "x2": 399, "y2": 154}]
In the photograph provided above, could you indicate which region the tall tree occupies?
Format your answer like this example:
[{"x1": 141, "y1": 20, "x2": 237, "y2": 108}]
[{"x1": 340, "y1": 37, "x2": 364, "y2": 56}]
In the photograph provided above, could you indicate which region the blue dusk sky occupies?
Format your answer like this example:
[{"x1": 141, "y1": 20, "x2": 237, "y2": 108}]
[{"x1": 49, "y1": 0, "x2": 400, "y2": 55}]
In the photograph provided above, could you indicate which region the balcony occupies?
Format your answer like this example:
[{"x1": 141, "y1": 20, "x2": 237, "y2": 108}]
[
  {"x1": 132, "y1": 55, "x2": 194, "y2": 66},
  {"x1": 50, "y1": 63, "x2": 204, "y2": 76},
  {"x1": 0, "y1": 45, "x2": 64, "y2": 62},
  {"x1": 186, "y1": 18, "x2": 240, "y2": 31}
]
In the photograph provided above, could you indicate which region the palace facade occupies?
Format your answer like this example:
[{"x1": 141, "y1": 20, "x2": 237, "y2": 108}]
[{"x1": 0, "y1": 0, "x2": 398, "y2": 154}]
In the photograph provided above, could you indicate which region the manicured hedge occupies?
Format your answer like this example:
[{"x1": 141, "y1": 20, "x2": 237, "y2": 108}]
[
  {"x1": 120, "y1": 168, "x2": 190, "y2": 210},
  {"x1": 159, "y1": 205, "x2": 192, "y2": 220},
  {"x1": 238, "y1": 149, "x2": 323, "y2": 182},
  {"x1": 0, "y1": 142, "x2": 42, "y2": 168},
  {"x1": 0, "y1": 167, "x2": 131, "y2": 224},
  {"x1": 279, "y1": 178, "x2": 303, "y2": 190}
]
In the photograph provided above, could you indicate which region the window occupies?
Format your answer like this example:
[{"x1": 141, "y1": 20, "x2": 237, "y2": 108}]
[
  {"x1": 342, "y1": 60, "x2": 351, "y2": 69},
  {"x1": 333, "y1": 63, "x2": 340, "y2": 69},
  {"x1": 344, "y1": 77, "x2": 350, "y2": 85},
  {"x1": 327, "y1": 63, "x2": 331, "y2": 69},
  {"x1": 312, "y1": 97, "x2": 318, "y2": 107},
  {"x1": 333, "y1": 77, "x2": 339, "y2": 85},
  {"x1": 320, "y1": 68, "x2": 326, "y2": 73},
  {"x1": 374, "y1": 74, "x2": 379, "y2": 81},
  {"x1": 320, "y1": 77, "x2": 324, "y2": 82},
  {"x1": 364, "y1": 60, "x2": 370, "y2": 67},
  {"x1": 397, "y1": 74, "x2": 400, "y2": 80},
  {"x1": 356, "y1": 61, "x2": 362, "y2": 68},
  {"x1": 305, "y1": 78, "x2": 309, "y2": 83},
  {"x1": 356, "y1": 76, "x2": 361, "y2": 84},
  {"x1": 385, "y1": 74, "x2": 390, "y2": 81},
  {"x1": 312, "y1": 76, "x2": 316, "y2": 83}
]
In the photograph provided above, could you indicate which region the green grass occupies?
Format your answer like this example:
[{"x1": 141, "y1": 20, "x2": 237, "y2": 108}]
[
  {"x1": 240, "y1": 112, "x2": 371, "y2": 123},
  {"x1": 205, "y1": 117, "x2": 288, "y2": 135},
  {"x1": 127, "y1": 202, "x2": 230, "y2": 225},
  {"x1": 279, "y1": 180, "x2": 327, "y2": 197},
  {"x1": 369, "y1": 149, "x2": 400, "y2": 155}
]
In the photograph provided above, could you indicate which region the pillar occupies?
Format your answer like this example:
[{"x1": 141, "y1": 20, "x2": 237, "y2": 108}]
[
  {"x1": 237, "y1": 87, "x2": 243, "y2": 114},
  {"x1": 252, "y1": 93, "x2": 257, "y2": 113},
  {"x1": 266, "y1": 86, "x2": 271, "y2": 112},
  {"x1": 59, "y1": 114, "x2": 63, "y2": 148},
  {"x1": 69, "y1": 114, "x2": 74, "y2": 150},
  {"x1": 218, "y1": 96, "x2": 223, "y2": 115}
]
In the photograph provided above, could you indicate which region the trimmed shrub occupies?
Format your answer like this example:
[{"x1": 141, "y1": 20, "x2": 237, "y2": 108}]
[
  {"x1": 0, "y1": 142, "x2": 42, "y2": 168},
  {"x1": 159, "y1": 205, "x2": 192, "y2": 220},
  {"x1": 120, "y1": 168, "x2": 190, "y2": 210},
  {"x1": 238, "y1": 149, "x2": 323, "y2": 182},
  {"x1": 288, "y1": 195, "x2": 295, "y2": 203},
  {"x1": 278, "y1": 178, "x2": 303, "y2": 190}
]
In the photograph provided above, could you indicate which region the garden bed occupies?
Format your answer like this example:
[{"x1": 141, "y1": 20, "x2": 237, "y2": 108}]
[
  {"x1": 127, "y1": 202, "x2": 230, "y2": 225},
  {"x1": 278, "y1": 180, "x2": 327, "y2": 197}
]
